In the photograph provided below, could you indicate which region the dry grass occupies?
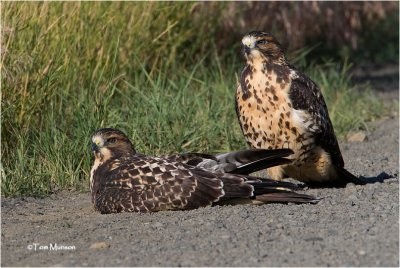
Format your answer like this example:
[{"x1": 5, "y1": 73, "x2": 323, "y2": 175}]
[{"x1": 214, "y1": 2, "x2": 398, "y2": 56}]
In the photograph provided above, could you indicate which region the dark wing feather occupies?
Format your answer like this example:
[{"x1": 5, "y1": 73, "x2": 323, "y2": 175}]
[
  {"x1": 168, "y1": 148, "x2": 293, "y2": 174},
  {"x1": 217, "y1": 173, "x2": 318, "y2": 203},
  {"x1": 219, "y1": 148, "x2": 293, "y2": 174},
  {"x1": 289, "y1": 71, "x2": 344, "y2": 167}
]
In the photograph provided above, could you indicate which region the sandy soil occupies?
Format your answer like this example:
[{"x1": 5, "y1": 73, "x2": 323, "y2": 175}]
[{"x1": 2, "y1": 88, "x2": 399, "y2": 266}]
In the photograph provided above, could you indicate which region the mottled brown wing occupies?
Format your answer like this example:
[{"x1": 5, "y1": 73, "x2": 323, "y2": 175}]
[
  {"x1": 289, "y1": 71, "x2": 344, "y2": 167},
  {"x1": 92, "y1": 155, "x2": 224, "y2": 214}
]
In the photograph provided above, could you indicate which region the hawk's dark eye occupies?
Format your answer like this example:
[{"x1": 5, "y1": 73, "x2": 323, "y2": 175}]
[
  {"x1": 107, "y1": 138, "x2": 116, "y2": 143},
  {"x1": 257, "y1": 40, "x2": 268, "y2": 45}
]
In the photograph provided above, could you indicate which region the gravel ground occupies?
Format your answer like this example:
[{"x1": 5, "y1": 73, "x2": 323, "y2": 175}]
[{"x1": 2, "y1": 92, "x2": 399, "y2": 266}]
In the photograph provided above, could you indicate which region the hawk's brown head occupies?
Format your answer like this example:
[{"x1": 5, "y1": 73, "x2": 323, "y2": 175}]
[
  {"x1": 91, "y1": 128, "x2": 135, "y2": 161},
  {"x1": 242, "y1": 31, "x2": 284, "y2": 63}
]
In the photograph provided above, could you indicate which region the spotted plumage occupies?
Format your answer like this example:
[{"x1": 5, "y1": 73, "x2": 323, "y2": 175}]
[
  {"x1": 236, "y1": 31, "x2": 365, "y2": 186},
  {"x1": 90, "y1": 128, "x2": 318, "y2": 214}
]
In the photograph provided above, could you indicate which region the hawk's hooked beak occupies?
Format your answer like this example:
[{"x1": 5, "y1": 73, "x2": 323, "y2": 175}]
[
  {"x1": 243, "y1": 46, "x2": 251, "y2": 54},
  {"x1": 242, "y1": 35, "x2": 256, "y2": 55},
  {"x1": 92, "y1": 136, "x2": 103, "y2": 152},
  {"x1": 92, "y1": 143, "x2": 99, "y2": 152}
]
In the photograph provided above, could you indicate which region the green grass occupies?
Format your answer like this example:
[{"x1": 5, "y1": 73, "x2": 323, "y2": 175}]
[
  {"x1": 304, "y1": 60, "x2": 384, "y2": 136},
  {"x1": 1, "y1": 2, "x2": 386, "y2": 196}
]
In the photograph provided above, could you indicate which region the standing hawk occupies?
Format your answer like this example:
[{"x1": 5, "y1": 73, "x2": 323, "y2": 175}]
[
  {"x1": 235, "y1": 31, "x2": 365, "y2": 186},
  {"x1": 90, "y1": 128, "x2": 318, "y2": 214}
]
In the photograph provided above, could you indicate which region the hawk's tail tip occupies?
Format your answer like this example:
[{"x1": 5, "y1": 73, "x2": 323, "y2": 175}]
[
  {"x1": 336, "y1": 166, "x2": 367, "y2": 185},
  {"x1": 255, "y1": 191, "x2": 320, "y2": 204}
]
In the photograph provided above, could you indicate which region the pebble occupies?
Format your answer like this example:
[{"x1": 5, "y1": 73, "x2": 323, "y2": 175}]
[
  {"x1": 153, "y1": 222, "x2": 163, "y2": 228},
  {"x1": 344, "y1": 184, "x2": 358, "y2": 195},
  {"x1": 90, "y1": 242, "x2": 108, "y2": 249},
  {"x1": 347, "y1": 131, "x2": 368, "y2": 142}
]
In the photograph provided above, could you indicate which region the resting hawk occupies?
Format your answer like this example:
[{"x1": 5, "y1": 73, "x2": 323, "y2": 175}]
[
  {"x1": 90, "y1": 128, "x2": 318, "y2": 214},
  {"x1": 236, "y1": 31, "x2": 365, "y2": 186}
]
